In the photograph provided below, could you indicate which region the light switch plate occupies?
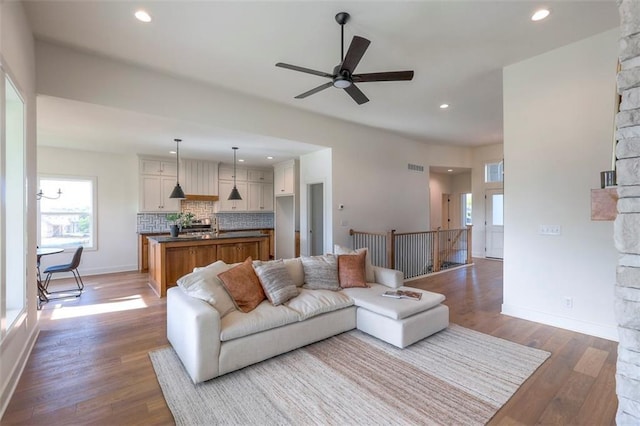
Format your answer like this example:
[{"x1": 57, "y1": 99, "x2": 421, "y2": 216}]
[{"x1": 539, "y1": 225, "x2": 561, "y2": 236}]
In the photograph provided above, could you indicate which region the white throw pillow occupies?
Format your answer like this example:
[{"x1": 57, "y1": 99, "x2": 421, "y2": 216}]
[
  {"x1": 334, "y1": 244, "x2": 375, "y2": 282},
  {"x1": 178, "y1": 260, "x2": 237, "y2": 317},
  {"x1": 283, "y1": 257, "x2": 305, "y2": 287}
]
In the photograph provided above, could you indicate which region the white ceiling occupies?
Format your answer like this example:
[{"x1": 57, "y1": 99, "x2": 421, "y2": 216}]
[{"x1": 24, "y1": 1, "x2": 619, "y2": 165}]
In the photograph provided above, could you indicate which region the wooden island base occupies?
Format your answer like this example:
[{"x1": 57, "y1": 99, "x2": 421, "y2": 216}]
[{"x1": 147, "y1": 234, "x2": 269, "y2": 297}]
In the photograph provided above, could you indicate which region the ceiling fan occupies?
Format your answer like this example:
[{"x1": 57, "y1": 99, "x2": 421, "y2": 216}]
[{"x1": 275, "y1": 12, "x2": 414, "y2": 105}]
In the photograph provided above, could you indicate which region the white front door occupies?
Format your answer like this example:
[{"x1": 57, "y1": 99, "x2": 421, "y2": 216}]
[{"x1": 485, "y1": 189, "x2": 504, "y2": 259}]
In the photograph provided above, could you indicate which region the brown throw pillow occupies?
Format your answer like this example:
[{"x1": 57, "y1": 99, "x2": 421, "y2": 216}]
[
  {"x1": 217, "y1": 257, "x2": 265, "y2": 313},
  {"x1": 338, "y1": 251, "x2": 368, "y2": 288}
]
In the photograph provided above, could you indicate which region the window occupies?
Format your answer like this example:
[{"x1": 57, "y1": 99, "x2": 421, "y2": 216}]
[
  {"x1": 462, "y1": 193, "x2": 472, "y2": 226},
  {"x1": 4, "y1": 74, "x2": 26, "y2": 331},
  {"x1": 485, "y1": 161, "x2": 504, "y2": 183},
  {"x1": 38, "y1": 176, "x2": 97, "y2": 250}
]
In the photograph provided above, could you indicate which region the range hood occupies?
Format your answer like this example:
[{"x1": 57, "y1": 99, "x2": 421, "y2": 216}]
[{"x1": 184, "y1": 194, "x2": 219, "y2": 201}]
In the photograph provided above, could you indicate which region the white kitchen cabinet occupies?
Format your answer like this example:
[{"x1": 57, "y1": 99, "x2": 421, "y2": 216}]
[
  {"x1": 139, "y1": 157, "x2": 181, "y2": 212},
  {"x1": 140, "y1": 159, "x2": 177, "y2": 176},
  {"x1": 183, "y1": 159, "x2": 218, "y2": 195},
  {"x1": 248, "y1": 182, "x2": 274, "y2": 212},
  {"x1": 140, "y1": 175, "x2": 181, "y2": 212},
  {"x1": 218, "y1": 180, "x2": 248, "y2": 211},
  {"x1": 219, "y1": 165, "x2": 247, "y2": 181},
  {"x1": 248, "y1": 169, "x2": 273, "y2": 183},
  {"x1": 274, "y1": 160, "x2": 295, "y2": 196}
]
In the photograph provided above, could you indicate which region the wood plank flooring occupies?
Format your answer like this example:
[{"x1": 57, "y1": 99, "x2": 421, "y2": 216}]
[{"x1": 1, "y1": 258, "x2": 617, "y2": 425}]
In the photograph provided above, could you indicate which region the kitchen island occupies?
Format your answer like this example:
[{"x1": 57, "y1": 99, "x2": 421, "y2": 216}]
[{"x1": 147, "y1": 231, "x2": 269, "y2": 297}]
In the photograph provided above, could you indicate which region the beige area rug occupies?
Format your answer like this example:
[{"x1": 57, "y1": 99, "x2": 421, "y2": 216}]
[{"x1": 149, "y1": 324, "x2": 550, "y2": 425}]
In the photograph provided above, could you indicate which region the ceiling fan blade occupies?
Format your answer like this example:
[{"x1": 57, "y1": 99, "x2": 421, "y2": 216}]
[
  {"x1": 276, "y1": 62, "x2": 333, "y2": 79},
  {"x1": 344, "y1": 83, "x2": 369, "y2": 105},
  {"x1": 294, "y1": 82, "x2": 334, "y2": 99},
  {"x1": 353, "y1": 70, "x2": 414, "y2": 82},
  {"x1": 341, "y1": 36, "x2": 370, "y2": 74}
]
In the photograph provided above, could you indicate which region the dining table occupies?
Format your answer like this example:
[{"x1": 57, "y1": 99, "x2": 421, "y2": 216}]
[{"x1": 36, "y1": 247, "x2": 64, "y2": 308}]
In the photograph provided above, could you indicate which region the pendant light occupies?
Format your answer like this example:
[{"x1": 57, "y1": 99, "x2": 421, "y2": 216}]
[
  {"x1": 169, "y1": 138, "x2": 186, "y2": 199},
  {"x1": 228, "y1": 147, "x2": 242, "y2": 200}
]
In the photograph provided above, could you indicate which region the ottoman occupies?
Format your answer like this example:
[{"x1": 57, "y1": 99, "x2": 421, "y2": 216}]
[{"x1": 342, "y1": 284, "x2": 449, "y2": 348}]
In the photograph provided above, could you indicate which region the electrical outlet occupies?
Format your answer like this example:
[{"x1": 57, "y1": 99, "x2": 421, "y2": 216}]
[{"x1": 563, "y1": 297, "x2": 573, "y2": 309}]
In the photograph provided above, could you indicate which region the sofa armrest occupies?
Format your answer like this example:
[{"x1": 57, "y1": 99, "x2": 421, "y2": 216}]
[
  {"x1": 167, "y1": 287, "x2": 221, "y2": 383},
  {"x1": 373, "y1": 266, "x2": 404, "y2": 289}
]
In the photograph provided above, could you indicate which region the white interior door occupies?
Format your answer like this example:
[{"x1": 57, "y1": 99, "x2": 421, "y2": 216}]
[{"x1": 485, "y1": 189, "x2": 504, "y2": 259}]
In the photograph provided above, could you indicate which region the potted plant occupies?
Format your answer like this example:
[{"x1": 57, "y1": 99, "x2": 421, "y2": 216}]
[{"x1": 166, "y1": 212, "x2": 195, "y2": 237}]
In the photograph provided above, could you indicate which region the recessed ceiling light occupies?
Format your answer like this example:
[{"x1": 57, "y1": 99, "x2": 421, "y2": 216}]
[
  {"x1": 135, "y1": 10, "x2": 152, "y2": 23},
  {"x1": 267, "y1": 156, "x2": 274, "y2": 160},
  {"x1": 439, "y1": 104, "x2": 449, "y2": 109},
  {"x1": 531, "y1": 9, "x2": 550, "y2": 21},
  {"x1": 238, "y1": 159, "x2": 245, "y2": 162},
  {"x1": 447, "y1": 169, "x2": 453, "y2": 172},
  {"x1": 169, "y1": 150, "x2": 176, "y2": 154}
]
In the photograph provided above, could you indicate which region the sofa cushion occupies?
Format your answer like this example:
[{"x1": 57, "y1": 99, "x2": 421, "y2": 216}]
[
  {"x1": 334, "y1": 245, "x2": 375, "y2": 282},
  {"x1": 301, "y1": 255, "x2": 340, "y2": 291},
  {"x1": 286, "y1": 288, "x2": 354, "y2": 321},
  {"x1": 253, "y1": 259, "x2": 299, "y2": 305},
  {"x1": 341, "y1": 283, "x2": 445, "y2": 320},
  {"x1": 177, "y1": 260, "x2": 237, "y2": 317},
  {"x1": 218, "y1": 257, "x2": 266, "y2": 313},
  {"x1": 283, "y1": 257, "x2": 305, "y2": 287},
  {"x1": 338, "y1": 251, "x2": 368, "y2": 288},
  {"x1": 220, "y1": 300, "x2": 301, "y2": 341}
]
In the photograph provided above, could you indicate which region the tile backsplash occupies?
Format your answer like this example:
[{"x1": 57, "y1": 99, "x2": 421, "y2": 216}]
[
  {"x1": 181, "y1": 200, "x2": 215, "y2": 218},
  {"x1": 137, "y1": 213, "x2": 173, "y2": 232},
  {"x1": 137, "y1": 200, "x2": 274, "y2": 233},
  {"x1": 216, "y1": 212, "x2": 274, "y2": 231}
]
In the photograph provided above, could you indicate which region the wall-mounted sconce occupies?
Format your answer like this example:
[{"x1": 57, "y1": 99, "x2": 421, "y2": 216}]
[{"x1": 36, "y1": 188, "x2": 62, "y2": 201}]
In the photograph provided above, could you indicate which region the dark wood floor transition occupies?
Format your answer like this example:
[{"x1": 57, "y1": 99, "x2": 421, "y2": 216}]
[{"x1": 2, "y1": 258, "x2": 617, "y2": 425}]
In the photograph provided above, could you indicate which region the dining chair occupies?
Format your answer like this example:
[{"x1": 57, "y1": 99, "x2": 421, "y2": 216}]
[{"x1": 42, "y1": 246, "x2": 84, "y2": 296}]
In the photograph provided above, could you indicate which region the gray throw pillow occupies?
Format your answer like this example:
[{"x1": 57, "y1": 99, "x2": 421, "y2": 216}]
[
  {"x1": 301, "y1": 255, "x2": 340, "y2": 291},
  {"x1": 253, "y1": 260, "x2": 299, "y2": 305}
]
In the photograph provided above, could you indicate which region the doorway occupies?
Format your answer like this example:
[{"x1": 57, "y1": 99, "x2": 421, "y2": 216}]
[
  {"x1": 308, "y1": 183, "x2": 324, "y2": 256},
  {"x1": 485, "y1": 189, "x2": 504, "y2": 259},
  {"x1": 441, "y1": 193, "x2": 461, "y2": 229}
]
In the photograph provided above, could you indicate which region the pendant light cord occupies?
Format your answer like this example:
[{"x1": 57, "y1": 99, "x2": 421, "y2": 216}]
[
  {"x1": 233, "y1": 147, "x2": 237, "y2": 188},
  {"x1": 176, "y1": 139, "x2": 180, "y2": 181}
]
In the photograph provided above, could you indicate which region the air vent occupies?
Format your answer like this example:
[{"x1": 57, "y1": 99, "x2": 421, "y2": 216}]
[{"x1": 408, "y1": 163, "x2": 424, "y2": 172}]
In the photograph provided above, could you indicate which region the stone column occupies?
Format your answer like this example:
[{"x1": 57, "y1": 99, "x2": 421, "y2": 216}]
[{"x1": 616, "y1": 1, "x2": 640, "y2": 423}]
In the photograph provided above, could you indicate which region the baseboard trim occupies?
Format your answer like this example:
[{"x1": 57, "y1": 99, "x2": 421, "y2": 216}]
[
  {"x1": 47, "y1": 264, "x2": 138, "y2": 281},
  {"x1": 501, "y1": 303, "x2": 618, "y2": 342},
  {"x1": 0, "y1": 325, "x2": 40, "y2": 419}
]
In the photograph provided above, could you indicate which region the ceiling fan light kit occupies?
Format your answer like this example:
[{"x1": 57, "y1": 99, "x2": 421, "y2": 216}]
[{"x1": 275, "y1": 11, "x2": 414, "y2": 105}]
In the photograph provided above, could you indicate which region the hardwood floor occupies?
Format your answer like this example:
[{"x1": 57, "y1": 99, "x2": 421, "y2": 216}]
[{"x1": 2, "y1": 258, "x2": 617, "y2": 425}]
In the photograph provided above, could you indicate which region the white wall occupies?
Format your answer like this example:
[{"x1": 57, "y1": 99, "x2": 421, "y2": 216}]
[
  {"x1": 0, "y1": 1, "x2": 38, "y2": 417},
  {"x1": 37, "y1": 147, "x2": 138, "y2": 275},
  {"x1": 429, "y1": 173, "x2": 453, "y2": 230},
  {"x1": 35, "y1": 41, "x2": 474, "y2": 250},
  {"x1": 503, "y1": 29, "x2": 619, "y2": 340},
  {"x1": 471, "y1": 143, "x2": 503, "y2": 257},
  {"x1": 452, "y1": 173, "x2": 471, "y2": 195}
]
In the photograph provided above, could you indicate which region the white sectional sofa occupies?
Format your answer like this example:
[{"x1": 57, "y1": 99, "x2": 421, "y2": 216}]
[{"x1": 167, "y1": 257, "x2": 449, "y2": 384}]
